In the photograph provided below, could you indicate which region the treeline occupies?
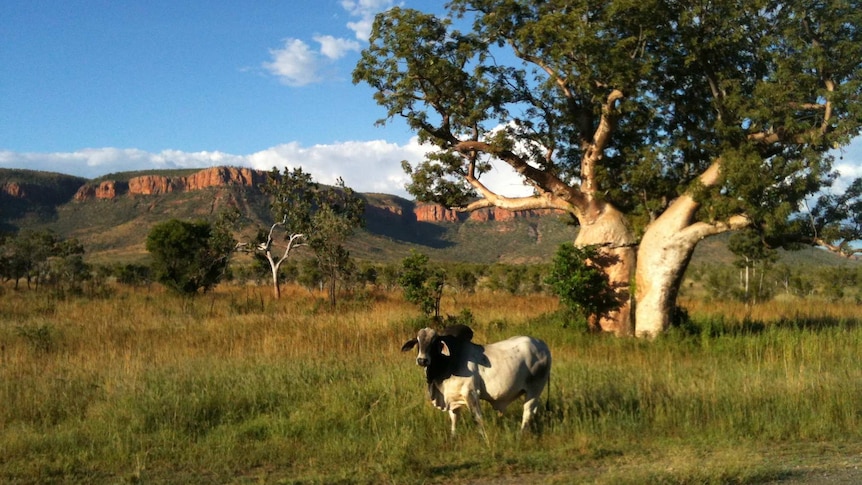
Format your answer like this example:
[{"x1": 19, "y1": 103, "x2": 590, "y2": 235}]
[
  {"x1": 687, "y1": 262, "x2": 862, "y2": 304},
  {"x1": 0, "y1": 230, "x2": 97, "y2": 296},
  {"x1": 230, "y1": 256, "x2": 548, "y2": 296},
  {"x1": 2, "y1": 229, "x2": 860, "y2": 305}
]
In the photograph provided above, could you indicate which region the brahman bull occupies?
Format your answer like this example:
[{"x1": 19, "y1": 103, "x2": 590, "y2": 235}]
[{"x1": 401, "y1": 325, "x2": 551, "y2": 436}]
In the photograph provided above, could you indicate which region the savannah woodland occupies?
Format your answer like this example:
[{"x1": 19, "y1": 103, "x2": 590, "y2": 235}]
[
  {"x1": 4, "y1": 0, "x2": 862, "y2": 483},
  {"x1": 1, "y1": 270, "x2": 862, "y2": 484}
]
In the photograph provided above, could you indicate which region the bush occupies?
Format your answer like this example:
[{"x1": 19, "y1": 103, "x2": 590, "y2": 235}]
[
  {"x1": 545, "y1": 244, "x2": 615, "y2": 319},
  {"x1": 145, "y1": 219, "x2": 235, "y2": 294}
]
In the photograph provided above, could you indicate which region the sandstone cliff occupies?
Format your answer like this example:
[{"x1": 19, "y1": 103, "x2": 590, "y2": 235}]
[
  {"x1": 73, "y1": 166, "x2": 267, "y2": 201},
  {"x1": 7, "y1": 165, "x2": 561, "y2": 225},
  {"x1": 1, "y1": 181, "x2": 25, "y2": 198},
  {"x1": 412, "y1": 202, "x2": 564, "y2": 223}
]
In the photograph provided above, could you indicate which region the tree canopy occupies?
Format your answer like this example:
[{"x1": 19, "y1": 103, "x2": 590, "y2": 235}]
[
  {"x1": 146, "y1": 218, "x2": 236, "y2": 294},
  {"x1": 355, "y1": 0, "x2": 862, "y2": 337},
  {"x1": 254, "y1": 167, "x2": 365, "y2": 302}
]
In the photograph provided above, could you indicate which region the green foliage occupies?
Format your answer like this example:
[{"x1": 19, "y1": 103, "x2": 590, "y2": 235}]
[
  {"x1": 307, "y1": 178, "x2": 366, "y2": 307},
  {"x1": 297, "y1": 257, "x2": 324, "y2": 292},
  {"x1": 802, "y1": 177, "x2": 862, "y2": 258},
  {"x1": 145, "y1": 218, "x2": 235, "y2": 294},
  {"x1": 356, "y1": 1, "x2": 862, "y2": 224},
  {"x1": 691, "y1": 261, "x2": 862, "y2": 303},
  {"x1": 0, "y1": 230, "x2": 91, "y2": 293},
  {"x1": 355, "y1": 0, "x2": 862, "y2": 331},
  {"x1": 727, "y1": 228, "x2": 779, "y2": 303},
  {"x1": 113, "y1": 263, "x2": 151, "y2": 286},
  {"x1": 398, "y1": 250, "x2": 445, "y2": 318},
  {"x1": 545, "y1": 244, "x2": 615, "y2": 319},
  {"x1": 261, "y1": 166, "x2": 317, "y2": 235},
  {"x1": 255, "y1": 168, "x2": 364, "y2": 303},
  {"x1": 450, "y1": 263, "x2": 479, "y2": 293}
]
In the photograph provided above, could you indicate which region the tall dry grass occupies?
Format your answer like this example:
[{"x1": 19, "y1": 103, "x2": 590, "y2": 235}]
[{"x1": 1, "y1": 283, "x2": 861, "y2": 483}]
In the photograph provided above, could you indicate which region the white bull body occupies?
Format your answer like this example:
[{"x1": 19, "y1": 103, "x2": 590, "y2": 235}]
[{"x1": 401, "y1": 326, "x2": 551, "y2": 436}]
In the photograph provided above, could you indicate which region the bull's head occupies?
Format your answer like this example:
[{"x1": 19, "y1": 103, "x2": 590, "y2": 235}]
[{"x1": 401, "y1": 327, "x2": 450, "y2": 368}]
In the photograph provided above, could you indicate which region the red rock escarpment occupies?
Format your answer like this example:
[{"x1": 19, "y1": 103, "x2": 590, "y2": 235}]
[
  {"x1": 1, "y1": 182, "x2": 24, "y2": 198},
  {"x1": 413, "y1": 202, "x2": 564, "y2": 223},
  {"x1": 73, "y1": 167, "x2": 268, "y2": 200}
]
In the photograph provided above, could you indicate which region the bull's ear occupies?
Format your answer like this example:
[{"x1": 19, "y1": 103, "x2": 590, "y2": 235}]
[
  {"x1": 440, "y1": 340, "x2": 451, "y2": 357},
  {"x1": 401, "y1": 339, "x2": 418, "y2": 352}
]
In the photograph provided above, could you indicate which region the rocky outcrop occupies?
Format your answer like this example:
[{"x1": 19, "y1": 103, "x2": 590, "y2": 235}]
[
  {"x1": 73, "y1": 166, "x2": 268, "y2": 201},
  {"x1": 2, "y1": 182, "x2": 24, "y2": 198},
  {"x1": 183, "y1": 166, "x2": 265, "y2": 191},
  {"x1": 74, "y1": 180, "x2": 124, "y2": 201},
  {"x1": 2, "y1": 173, "x2": 86, "y2": 205},
  {"x1": 129, "y1": 175, "x2": 174, "y2": 195},
  {"x1": 95, "y1": 181, "x2": 119, "y2": 199},
  {"x1": 413, "y1": 203, "x2": 462, "y2": 222},
  {"x1": 413, "y1": 202, "x2": 564, "y2": 223},
  {"x1": 66, "y1": 166, "x2": 564, "y2": 224}
]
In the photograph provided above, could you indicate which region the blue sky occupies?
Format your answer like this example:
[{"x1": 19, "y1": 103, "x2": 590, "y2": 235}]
[
  {"x1": 1, "y1": 0, "x2": 860, "y2": 198},
  {"x1": 0, "y1": 0, "x2": 460, "y2": 197}
]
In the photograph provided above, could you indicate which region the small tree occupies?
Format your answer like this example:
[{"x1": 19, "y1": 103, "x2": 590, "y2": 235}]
[
  {"x1": 307, "y1": 178, "x2": 366, "y2": 308},
  {"x1": 297, "y1": 257, "x2": 324, "y2": 293},
  {"x1": 398, "y1": 250, "x2": 445, "y2": 320},
  {"x1": 43, "y1": 238, "x2": 91, "y2": 295},
  {"x1": 378, "y1": 263, "x2": 401, "y2": 291},
  {"x1": 146, "y1": 218, "x2": 235, "y2": 294},
  {"x1": 451, "y1": 264, "x2": 478, "y2": 293},
  {"x1": 0, "y1": 230, "x2": 79, "y2": 291},
  {"x1": 253, "y1": 169, "x2": 364, "y2": 303},
  {"x1": 254, "y1": 167, "x2": 316, "y2": 299},
  {"x1": 545, "y1": 244, "x2": 616, "y2": 329},
  {"x1": 728, "y1": 229, "x2": 778, "y2": 303}
]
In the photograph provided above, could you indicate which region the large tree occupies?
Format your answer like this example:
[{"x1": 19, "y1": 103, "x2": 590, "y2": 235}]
[{"x1": 354, "y1": 0, "x2": 862, "y2": 337}]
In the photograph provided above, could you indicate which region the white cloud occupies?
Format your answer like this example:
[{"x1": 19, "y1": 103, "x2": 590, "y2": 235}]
[
  {"x1": 247, "y1": 138, "x2": 427, "y2": 195},
  {"x1": 833, "y1": 162, "x2": 862, "y2": 193},
  {"x1": 314, "y1": 35, "x2": 360, "y2": 60},
  {"x1": 263, "y1": 0, "x2": 393, "y2": 85},
  {"x1": 0, "y1": 139, "x2": 423, "y2": 198},
  {"x1": 341, "y1": 0, "x2": 395, "y2": 40},
  {"x1": 263, "y1": 38, "x2": 320, "y2": 86},
  {"x1": 0, "y1": 148, "x2": 245, "y2": 179}
]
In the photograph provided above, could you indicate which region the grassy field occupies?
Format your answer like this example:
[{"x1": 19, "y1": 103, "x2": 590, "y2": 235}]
[{"x1": 2, "y1": 285, "x2": 862, "y2": 484}]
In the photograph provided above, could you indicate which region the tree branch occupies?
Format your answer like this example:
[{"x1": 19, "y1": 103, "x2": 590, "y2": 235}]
[
  {"x1": 678, "y1": 214, "x2": 751, "y2": 243},
  {"x1": 582, "y1": 89, "x2": 624, "y2": 194},
  {"x1": 453, "y1": 139, "x2": 587, "y2": 210}
]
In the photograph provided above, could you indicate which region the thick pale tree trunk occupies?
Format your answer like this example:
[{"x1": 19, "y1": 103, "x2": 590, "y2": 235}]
[
  {"x1": 574, "y1": 204, "x2": 636, "y2": 336},
  {"x1": 634, "y1": 163, "x2": 749, "y2": 338},
  {"x1": 634, "y1": 214, "x2": 701, "y2": 338}
]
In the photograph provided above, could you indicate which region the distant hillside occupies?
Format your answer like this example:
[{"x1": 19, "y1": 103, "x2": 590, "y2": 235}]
[
  {"x1": 0, "y1": 169, "x2": 87, "y2": 233},
  {"x1": 1, "y1": 167, "x2": 857, "y2": 269}
]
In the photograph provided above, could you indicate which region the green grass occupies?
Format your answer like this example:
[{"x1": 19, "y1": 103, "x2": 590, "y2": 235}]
[{"x1": 1, "y1": 286, "x2": 862, "y2": 483}]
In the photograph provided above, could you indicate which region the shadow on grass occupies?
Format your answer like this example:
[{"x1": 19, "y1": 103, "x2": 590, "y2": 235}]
[
  {"x1": 428, "y1": 461, "x2": 483, "y2": 475},
  {"x1": 673, "y1": 314, "x2": 862, "y2": 338}
]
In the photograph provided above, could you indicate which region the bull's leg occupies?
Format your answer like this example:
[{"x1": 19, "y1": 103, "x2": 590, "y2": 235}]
[
  {"x1": 466, "y1": 390, "x2": 488, "y2": 442},
  {"x1": 448, "y1": 408, "x2": 460, "y2": 436},
  {"x1": 520, "y1": 395, "x2": 540, "y2": 431}
]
